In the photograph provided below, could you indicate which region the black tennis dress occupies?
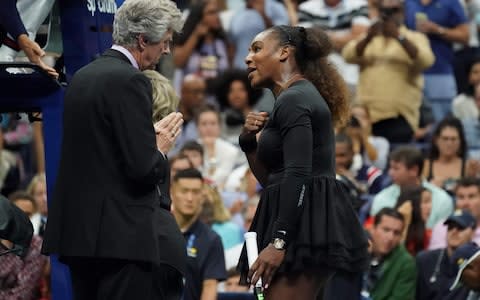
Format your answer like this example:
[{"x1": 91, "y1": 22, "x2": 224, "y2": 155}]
[{"x1": 237, "y1": 80, "x2": 369, "y2": 283}]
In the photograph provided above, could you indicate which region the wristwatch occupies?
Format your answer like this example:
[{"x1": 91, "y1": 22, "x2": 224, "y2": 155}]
[
  {"x1": 272, "y1": 238, "x2": 286, "y2": 250},
  {"x1": 397, "y1": 34, "x2": 406, "y2": 44}
]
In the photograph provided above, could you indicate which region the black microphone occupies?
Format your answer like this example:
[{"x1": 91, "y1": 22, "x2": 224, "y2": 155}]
[{"x1": 0, "y1": 195, "x2": 33, "y2": 257}]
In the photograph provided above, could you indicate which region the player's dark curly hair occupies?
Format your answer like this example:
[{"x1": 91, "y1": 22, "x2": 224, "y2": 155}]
[{"x1": 269, "y1": 25, "x2": 350, "y2": 127}]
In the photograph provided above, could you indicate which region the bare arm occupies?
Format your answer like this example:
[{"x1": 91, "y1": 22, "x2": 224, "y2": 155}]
[
  {"x1": 418, "y1": 21, "x2": 469, "y2": 45},
  {"x1": 251, "y1": 0, "x2": 273, "y2": 28},
  {"x1": 200, "y1": 279, "x2": 218, "y2": 300},
  {"x1": 354, "y1": 21, "x2": 382, "y2": 57},
  {"x1": 283, "y1": 0, "x2": 298, "y2": 25}
]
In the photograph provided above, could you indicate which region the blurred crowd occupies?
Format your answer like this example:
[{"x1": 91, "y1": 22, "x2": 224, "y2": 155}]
[{"x1": 3, "y1": 0, "x2": 480, "y2": 299}]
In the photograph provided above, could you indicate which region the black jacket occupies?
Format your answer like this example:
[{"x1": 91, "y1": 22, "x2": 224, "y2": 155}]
[{"x1": 42, "y1": 49, "x2": 185, "y2": 273}]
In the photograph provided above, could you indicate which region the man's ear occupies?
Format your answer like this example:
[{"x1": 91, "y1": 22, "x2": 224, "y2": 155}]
[{"x1": 138, "y1": 34, "x2": 148, "y2": 51}]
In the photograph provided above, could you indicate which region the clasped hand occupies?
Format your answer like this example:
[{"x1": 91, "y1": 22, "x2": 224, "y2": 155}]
[
  {"x1": 154, "y1": 112, "x2": 183, "y2": 154},
  {"x1": 244, "y1": 111, "x2": 269, "y2": 135}
]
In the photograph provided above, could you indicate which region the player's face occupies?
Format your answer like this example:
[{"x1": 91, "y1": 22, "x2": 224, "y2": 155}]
[{"x1": 245, "y1": 31, "x2": 282, "y2": 89}]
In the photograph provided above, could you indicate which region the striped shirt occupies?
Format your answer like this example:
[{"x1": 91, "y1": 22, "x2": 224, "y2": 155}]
[{"x1": 298, "y1": 0, "x2": 369, "y2": 30}]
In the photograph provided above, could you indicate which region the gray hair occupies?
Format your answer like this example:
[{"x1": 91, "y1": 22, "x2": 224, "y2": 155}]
[
  {"x1": 143, "y1": 70, "x2": 179, "y2": 123},
  {"x1": 113, "y1": 0, "x2": 183, "y2": 48}
]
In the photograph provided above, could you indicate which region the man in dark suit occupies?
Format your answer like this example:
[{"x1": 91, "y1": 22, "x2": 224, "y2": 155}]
[{"x1": 41, "y1": 0, "x2": 185, "y2": 299}]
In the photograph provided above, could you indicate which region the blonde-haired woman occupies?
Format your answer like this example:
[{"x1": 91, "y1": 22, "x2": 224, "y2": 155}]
[
  {"x1": 202, "y1": 184, "x2": 244, "y2": 251},
  {"x1": 26, "y1": 173, "x2": 47, "y2": 238},
  {"x1": 143, "y1": 69, "x2": 180, "y2": 123}
]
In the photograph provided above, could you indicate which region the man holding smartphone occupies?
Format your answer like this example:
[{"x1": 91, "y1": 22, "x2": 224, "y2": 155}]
[{"x1": 342, "y1": 0, "x2": 434, "y2": 144}]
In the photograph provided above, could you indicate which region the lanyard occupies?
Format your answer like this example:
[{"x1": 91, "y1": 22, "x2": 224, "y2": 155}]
[
  {"x1": 186, "y1": 234, "x2": 197, "y2": 257},
  {"x1": 429, "y1": 249, "x2": 445, "y2": 283}
]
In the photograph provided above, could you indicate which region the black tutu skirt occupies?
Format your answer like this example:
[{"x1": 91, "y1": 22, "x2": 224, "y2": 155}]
[{"x1": 237, "y1": 176, "x2": 369, "y2": 284}]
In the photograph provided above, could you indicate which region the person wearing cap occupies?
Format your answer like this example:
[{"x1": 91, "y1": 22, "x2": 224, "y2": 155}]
[
  {"x1": 443, "y1": 242, "x2": 480, "y2": 300},
  {"x1": 429, "y1": 177, "x2": 480, "y2": 250},
  {"x1": 416, "y1": 209, "x2": 477, "y2": 300}
]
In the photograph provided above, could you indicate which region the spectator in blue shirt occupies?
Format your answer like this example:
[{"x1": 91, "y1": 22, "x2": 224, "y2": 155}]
[
  {"x1": 405, "y1": 0, "x2": 469, "y2": 121},
  {"x1": 171, "y1": 168, "x2": 227, "y2": 300}
]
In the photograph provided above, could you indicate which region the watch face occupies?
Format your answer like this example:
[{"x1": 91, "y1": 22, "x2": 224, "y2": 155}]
[{"x1": 274, "y1": 238, "x2": 285, "y2": 249}]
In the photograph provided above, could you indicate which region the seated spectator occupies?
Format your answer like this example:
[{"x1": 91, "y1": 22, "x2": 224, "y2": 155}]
[
  {"x1": 416, "y1": 210, "x2": 477, "y2": 300},
  {"x1": 444, "y1": 242, "x2": 480, "y2": 300},
  {"x1": 195, "y1": 105, "x2": 241, "y2": 189},
  {"x1": 223, "y1": 163, "x2": 258, "y2": 198},
  {"x1": 335, "y1": 132, "x2": 385, "y2": 195},
  {"x1": 169, "y1": 153, "x2": 194, "y2": 180},
  {"x1": 214, "y1": 69, "x2": 263, "y2": 146},
  {"x1": 223, "y1": 268, "x2": 249, "y2": 293},
  {"x1": 370, "y1": 146, "x2": 453, "y2": 229},
  {"x1": 173, "y1": 0, "x2": 230, "y2": 93},
  {"x1": 0, "y1": 191, "x2": 47, "y2": 299},
  {"x1": 429, "y1": 178, "x2": 480, "y2": 250},
  {"x1": 180, "y1": 140, "x2": 205, "y2": 172},
  {"x1": 170, "y1": 169, "x2": 227, "y2": 300},
  {"x1": 351, "y1": 103, "x2": 390, "y2": 170},
  {"x1": 340, "y1": 116, "x2": 378, "y2": 174},
  {"x1": 423, "y1": 117, "x2": 479, "y2": 195},
  {"x1": 361, "y1": 208, "x2": 416, "y2": 300},
  {"x1": 203, "y1": 184, "x2": 244, "y2": 250},
  {"x1": 27, "y1": 173, "x2": 47, "y2": 237},
  {"x1": 452, "y1": 57, "x2": 480, "y2": 121},
  {"x1": 170, "y1": 74, "x2": 207, "y2": 156},
  {"x1": 223, "y1": 163, "x2": 259, "y2": 227},
  {"x1": 395, "y1": 186, "x2": 432, "y2": 256},
  {"x1": 342, "y1": 0, "x2": 434, "y2": 143}
]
